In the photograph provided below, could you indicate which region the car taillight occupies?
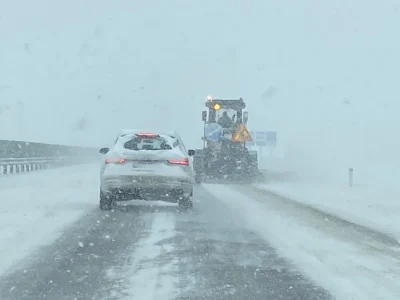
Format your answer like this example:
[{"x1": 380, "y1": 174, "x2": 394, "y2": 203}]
[
  {"x1": 105, "y1": 158, "x2": 126, "y2": 164},
  {"x1": 168, "y1": 158, "x2": 189, "y2": 166}
]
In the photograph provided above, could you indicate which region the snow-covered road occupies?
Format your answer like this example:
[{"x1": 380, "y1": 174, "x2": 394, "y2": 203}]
[{"x1": 1, "y1": 166, "x2": 399, "y2": 299}]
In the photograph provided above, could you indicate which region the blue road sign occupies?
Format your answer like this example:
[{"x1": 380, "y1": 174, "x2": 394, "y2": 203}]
[
  {"x1": 245, "y1": 130, "x2": 277, "y2": 147},
  {"x1": 255, "y1": 131, "x2": 267, "y2": 146},
  {"x1": 267, "y1": 131, "x2": 277, "y2": 145},
  {"x1": 204, "y1": 123, "x2": 223, "y2": 142}
]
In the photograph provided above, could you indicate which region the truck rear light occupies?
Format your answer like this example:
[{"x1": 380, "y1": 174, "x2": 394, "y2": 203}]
[
  {"x1": 105, "y1": 158, "x2": 126, "y2": 164},
  {"x1": 168, "y1": 158, "x2": 189, "y2": 166}
]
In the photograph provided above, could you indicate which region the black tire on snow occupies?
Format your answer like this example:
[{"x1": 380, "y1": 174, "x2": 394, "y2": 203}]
[
  {"x1": 179, "y1": 196, "x2": 193, "y2": 210},
  {"x1": 100, "y1": 190, "x2": 114, "y2": 210}
]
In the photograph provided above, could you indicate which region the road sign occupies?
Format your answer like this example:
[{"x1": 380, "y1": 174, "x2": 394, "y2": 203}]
[
  {"x1": 232, "y1": 123, "x2": 253, "y2": 142},
  {"x1": 244, "y1": 130, "x2": 277, "y2": 147},
  {"x1": 255, "y1": 131, "x2": 267, "y2": 146},
  {"x1": 204, "y1": 123, "x2": 223, "y2": 142},
  {"x1": 267, "y1": 131, "x2": 277, "y2": 145}
]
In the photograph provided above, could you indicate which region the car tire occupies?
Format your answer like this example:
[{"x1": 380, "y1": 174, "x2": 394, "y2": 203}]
[
  {"x1": 100, "y1": 190, "x2": 114, "y2": 210},
  {"x1": 179, "y1": 194, "x2": 193, "y2": 210}
]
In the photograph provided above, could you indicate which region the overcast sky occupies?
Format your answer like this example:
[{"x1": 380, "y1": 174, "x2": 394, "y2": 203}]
[{"x1": 1, "y1": 0, "x2": 400, "y2": 179}]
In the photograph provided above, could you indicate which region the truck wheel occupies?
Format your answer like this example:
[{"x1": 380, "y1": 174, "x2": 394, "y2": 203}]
[
  {"x1": 100, "y1": 190, "x2": 115, "y2": 210},
  {"x1": 179, "y1": 195, "x2": 193, "y2": 210}
]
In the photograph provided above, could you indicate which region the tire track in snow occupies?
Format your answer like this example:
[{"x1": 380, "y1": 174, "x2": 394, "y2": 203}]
[{"x1": 104, "y1": 212, "x2": 178, "y2": 300}]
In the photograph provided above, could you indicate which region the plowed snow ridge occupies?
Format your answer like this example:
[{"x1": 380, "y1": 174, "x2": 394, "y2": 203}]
[{"x1": 203, "y1": 183, "x2": 400, "y2": 300}]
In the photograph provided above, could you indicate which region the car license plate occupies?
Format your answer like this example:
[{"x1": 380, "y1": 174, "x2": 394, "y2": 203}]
[{"x1": 132, "y1": 168, "x2": 153, "y2": 172}]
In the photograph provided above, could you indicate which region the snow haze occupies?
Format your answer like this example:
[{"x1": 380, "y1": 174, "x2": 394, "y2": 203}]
[{"x1": 1, "y1": 0, "x2": 400, "y2": 182}]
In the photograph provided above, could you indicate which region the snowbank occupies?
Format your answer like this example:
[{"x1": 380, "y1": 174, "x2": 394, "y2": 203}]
[
  {"x1": 204, "y1": 183, "x2": 400, "y2": 300},
  {"x1": 256, "y1": 180, "x2": 400, "y2": 242},
  {"x1": 0, "y1": 164, "x2": 99, "y2": 276}
]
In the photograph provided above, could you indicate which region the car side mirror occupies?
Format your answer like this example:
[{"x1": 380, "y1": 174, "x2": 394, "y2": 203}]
[
  {"x1": 188, "y1": 149, "x2": 195, "y2": 156},
  {"x1": 99, "y1": 148, "x2": 109, "y2": 154}
]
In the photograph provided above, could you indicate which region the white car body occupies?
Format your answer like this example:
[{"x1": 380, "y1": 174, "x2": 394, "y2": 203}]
[{"x1": 99, "y1": 131, "x2": 195, "y2": 209}]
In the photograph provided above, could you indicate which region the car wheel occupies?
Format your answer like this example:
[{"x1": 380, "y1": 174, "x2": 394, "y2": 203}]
[
  {"x1": 100, "y1": 190, "x2": 114, "y2": 210},
  {"x1": 179, "y1": 195, "x2": 193, "y2": 210}
]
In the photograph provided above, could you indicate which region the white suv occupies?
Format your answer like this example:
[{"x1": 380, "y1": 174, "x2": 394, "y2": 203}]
[{"x1": 98, "y1": 130, "x2": 195, "y2": 210}]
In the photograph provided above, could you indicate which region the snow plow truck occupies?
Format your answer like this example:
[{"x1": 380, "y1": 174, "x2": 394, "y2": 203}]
[{"x1": 192, "y1": 96, "x2": 260, "y2": 183}]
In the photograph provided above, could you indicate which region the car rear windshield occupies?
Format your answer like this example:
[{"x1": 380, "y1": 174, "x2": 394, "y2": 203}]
[{"x1": 123, "y1": 136, "x2": 172, "y2": 151}]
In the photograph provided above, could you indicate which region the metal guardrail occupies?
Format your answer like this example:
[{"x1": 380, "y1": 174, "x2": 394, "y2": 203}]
[
  {"x1": 0, "y1": 157, "x2": 89, "y2": 175},
  {"x1": 0, "y1": 139, "x2": 98, "y2": 176}
]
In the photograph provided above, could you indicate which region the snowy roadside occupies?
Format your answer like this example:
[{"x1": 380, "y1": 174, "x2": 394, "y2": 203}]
[
  {"x1": 0, "y1": 163, "x2": 99, "y2": 276},
  {"x1": 203, "y1": 184, "x2": 400, "y2": 300},
  {"x1": 255, "y1": 180, "x2": 400, "y2": 242}
]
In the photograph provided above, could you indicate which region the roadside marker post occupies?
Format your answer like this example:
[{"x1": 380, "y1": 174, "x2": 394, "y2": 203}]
[{"x1": 349, "y1": 168, "x2": 354, "y2": 187}]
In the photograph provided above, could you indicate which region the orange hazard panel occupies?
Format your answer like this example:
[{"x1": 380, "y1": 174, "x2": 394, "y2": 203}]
[{"x1": 232, "y1": 123, "x2": 252, "y2": 142}]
